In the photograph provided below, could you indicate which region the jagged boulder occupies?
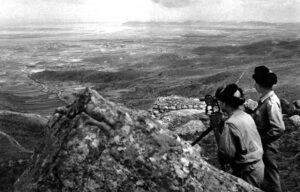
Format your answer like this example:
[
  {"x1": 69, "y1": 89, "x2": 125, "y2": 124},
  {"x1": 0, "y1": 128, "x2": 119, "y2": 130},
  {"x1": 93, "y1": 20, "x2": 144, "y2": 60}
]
[
  {"x1": 14, "y1": 88, "x2": 262, "y2": 192},
  {"x1": 157, "y1": 109, "x2": 210, "y2": 142}
]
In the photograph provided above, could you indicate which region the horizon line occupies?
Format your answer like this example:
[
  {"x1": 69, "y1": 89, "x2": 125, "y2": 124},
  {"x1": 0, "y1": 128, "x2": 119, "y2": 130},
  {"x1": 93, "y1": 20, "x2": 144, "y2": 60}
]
[{"x1": 1, "y1": 20, "x2": 300, "y2": 27}]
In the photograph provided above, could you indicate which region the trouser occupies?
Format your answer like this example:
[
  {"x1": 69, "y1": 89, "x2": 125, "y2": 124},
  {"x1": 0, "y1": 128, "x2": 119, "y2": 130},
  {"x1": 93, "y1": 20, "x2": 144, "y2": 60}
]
[
  {"x1": 232, "y1": 160, "x2": 264, "y2": 189},
  {"x1": 262, "y1": 148, "x2": 282, "y2": 192}
]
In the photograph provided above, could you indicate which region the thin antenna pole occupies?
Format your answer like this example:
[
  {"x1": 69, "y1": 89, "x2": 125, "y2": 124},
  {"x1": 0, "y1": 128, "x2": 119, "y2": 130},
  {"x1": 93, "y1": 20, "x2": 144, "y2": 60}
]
[{"x1": 235, "y1": 70, "x2": 247, "y2": 85}]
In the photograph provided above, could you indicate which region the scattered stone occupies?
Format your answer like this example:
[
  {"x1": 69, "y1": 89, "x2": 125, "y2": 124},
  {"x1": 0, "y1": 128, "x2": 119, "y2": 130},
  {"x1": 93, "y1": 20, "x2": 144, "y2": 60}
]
[
  {"x1": 280, "y1": 99, "x2": 295, "y2": 114},
  {"x1": 152, "y1": 95, "x2": 206, "y2": 113},
  {"x1": 153, "y1": 110, "x2": 159, "y2": 114},
  {"x1": 197, "y1": 104, "x2": 204, "y2": 109},
  {"x1": 157, "y1": 109, "x2": 209, "y2": 131},
  {"x1": 192, "y1": 98, "x2": 200, "y2": 102},
  {"x1": 163, "y1": 106, "x2": 169, "y2": 110},
  {"x1": 289, "y1": 115, "x2": 300, "y2": 128},
  {"x1": 244, "y1": 99, "x2": 258, "y2": 112}
]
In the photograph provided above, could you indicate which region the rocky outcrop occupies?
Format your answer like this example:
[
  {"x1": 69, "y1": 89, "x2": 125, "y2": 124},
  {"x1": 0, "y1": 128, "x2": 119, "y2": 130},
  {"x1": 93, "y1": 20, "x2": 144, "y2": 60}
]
[
  {"x1": 175, "y1": 120, "x2": 207, "y2": 141},
  {"x1": 149, "y1": 96, "x2": 210, "y2": 142},
  {"x1": 14, "y1": 88, "x2": 261, "y2": 192},
  {"x1": 157, "y1": 109, "x2": 209, "y2": 141}
]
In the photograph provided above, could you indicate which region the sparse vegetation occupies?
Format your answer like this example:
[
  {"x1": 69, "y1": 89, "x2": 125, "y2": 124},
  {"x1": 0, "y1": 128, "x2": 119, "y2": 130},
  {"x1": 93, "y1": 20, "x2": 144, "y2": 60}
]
[{"x1": 1, "y1": 22, "x2": 300, "y2": 191}]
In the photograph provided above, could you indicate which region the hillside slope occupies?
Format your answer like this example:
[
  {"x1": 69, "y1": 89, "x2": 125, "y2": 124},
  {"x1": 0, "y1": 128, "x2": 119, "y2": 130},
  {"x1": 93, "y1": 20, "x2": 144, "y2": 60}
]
[{"x1": 15, "y1": 88, "x2": 261, "y2": 192}]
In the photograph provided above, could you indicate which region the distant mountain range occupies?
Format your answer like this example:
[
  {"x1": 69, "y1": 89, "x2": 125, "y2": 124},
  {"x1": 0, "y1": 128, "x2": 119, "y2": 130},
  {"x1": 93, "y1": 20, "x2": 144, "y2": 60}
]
[{"x1": 123, "y1": 20, "x2": 300, "y2": 26}]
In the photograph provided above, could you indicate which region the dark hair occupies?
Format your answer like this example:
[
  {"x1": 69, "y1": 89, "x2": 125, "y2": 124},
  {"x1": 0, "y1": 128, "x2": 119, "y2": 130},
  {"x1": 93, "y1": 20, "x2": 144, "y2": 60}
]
[
  {"x1": 215, "y1": 84, "x2": 245, "y2": 109},
  {"x1": 252, "y1": 66, "x2": 277, "y2": 88}
]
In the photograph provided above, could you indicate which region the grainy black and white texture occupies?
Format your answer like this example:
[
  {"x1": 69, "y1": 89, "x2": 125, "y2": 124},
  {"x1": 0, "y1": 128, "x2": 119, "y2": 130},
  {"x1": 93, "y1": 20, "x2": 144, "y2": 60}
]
[{"x1": 14, "y1": 88, "x2": 262, "y2": 192}]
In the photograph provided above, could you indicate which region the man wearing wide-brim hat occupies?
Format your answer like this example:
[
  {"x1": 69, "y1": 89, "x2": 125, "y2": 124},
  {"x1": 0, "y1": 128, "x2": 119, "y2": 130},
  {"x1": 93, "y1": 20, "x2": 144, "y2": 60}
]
[{"x1": 252, "y1": 66, "x2": 285, "y2": 192}]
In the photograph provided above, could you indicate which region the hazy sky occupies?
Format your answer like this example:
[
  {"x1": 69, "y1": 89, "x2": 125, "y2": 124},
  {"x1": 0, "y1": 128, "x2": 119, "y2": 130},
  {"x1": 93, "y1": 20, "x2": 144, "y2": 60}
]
[{"x1": 0, "y1": 0, "x2": 299, "y2": 24}]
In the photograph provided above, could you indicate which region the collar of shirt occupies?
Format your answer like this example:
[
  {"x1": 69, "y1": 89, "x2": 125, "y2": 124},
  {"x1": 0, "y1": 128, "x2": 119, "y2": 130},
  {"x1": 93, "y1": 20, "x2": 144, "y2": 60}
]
[
  {"x1": 260, "y1": 90, "x2": 274, "y2": 103},
  {"x1": 228, "y1": 109, "x2": 242, "y2": 118}
]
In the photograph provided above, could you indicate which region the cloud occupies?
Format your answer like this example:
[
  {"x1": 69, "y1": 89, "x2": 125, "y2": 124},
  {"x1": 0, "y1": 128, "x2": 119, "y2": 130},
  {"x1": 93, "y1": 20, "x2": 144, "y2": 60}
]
[
  {"x1": 20, "y1": 0, "x2": 85, "y2": 5},
  {"x1": 151, "y1": 0, "x2": 300, "y2": 22},
  {"x1": 152, "y1": 0, "x2": 198, "y2": 8},
  {"x1": 0, "y1": 0, "x2": 299, "y2": 24}
]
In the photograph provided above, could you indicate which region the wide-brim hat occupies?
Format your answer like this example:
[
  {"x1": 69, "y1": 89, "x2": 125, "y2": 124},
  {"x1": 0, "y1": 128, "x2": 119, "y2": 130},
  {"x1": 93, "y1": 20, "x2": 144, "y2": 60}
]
[{"x1": 252, "y1": 66, "x2": 277, "y2": 88}]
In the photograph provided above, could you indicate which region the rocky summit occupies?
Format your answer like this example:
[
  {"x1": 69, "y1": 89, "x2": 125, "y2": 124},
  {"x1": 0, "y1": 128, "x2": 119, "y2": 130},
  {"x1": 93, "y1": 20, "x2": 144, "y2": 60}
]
[{"x1": 14, "y1": 88, "x2": 261, "y2": 192}]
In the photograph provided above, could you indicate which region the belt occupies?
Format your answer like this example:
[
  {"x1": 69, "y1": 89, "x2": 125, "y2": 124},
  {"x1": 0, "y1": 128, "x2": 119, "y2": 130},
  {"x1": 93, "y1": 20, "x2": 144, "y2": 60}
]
[{"x1": 231, "y1": 159, "x2": 263, "y2": 175}]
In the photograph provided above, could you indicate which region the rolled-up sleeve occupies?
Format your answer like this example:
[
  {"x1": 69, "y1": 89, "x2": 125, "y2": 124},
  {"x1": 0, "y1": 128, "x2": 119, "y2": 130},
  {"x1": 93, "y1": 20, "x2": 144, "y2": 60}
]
[
  {"x1": 264, "y1": 101, "x2": 285, "y2": 143},
  {"x1": 218, "y1": 123, "x2": 239, "y2": 165}
]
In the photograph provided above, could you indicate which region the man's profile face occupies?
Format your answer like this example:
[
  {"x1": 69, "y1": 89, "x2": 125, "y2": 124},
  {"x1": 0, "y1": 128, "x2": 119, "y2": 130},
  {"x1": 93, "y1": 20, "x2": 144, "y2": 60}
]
[
  {"x1": 220, "y1": 101, "x2": 227, "y2": 113},
  {"x1": 254, "y1": 82, "x2": 260, "y2": 93}
]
